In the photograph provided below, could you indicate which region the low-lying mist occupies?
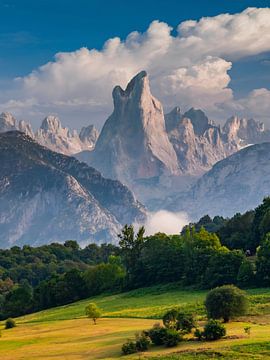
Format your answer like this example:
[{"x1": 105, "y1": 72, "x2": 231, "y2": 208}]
[{"x1": 142, "y1": 210, "x2": 190, "y2": 236}]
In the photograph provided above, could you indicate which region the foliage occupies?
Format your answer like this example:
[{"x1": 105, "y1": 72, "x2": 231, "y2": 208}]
[
  {"x1": 163, "y1": 308, "x2": 179, "y2": 329},
  {"x1": 85, "y1": 303, "x2": 101, "y2": 324},
  {"x1": 256, "y1": 234, "x2": 270, "y2": 286},
  {"x1": 83, "y1": 261, "x2": 125, "y2": 295},
  {"x1": 217, "y1": 211, "x2": 254, "y2": 251},
  {"x1": 121, "y1": 339, "x2": 137, "y2": 355},
  {"x1": 205, "y1": 285, "x2": 248, "y2": 322},
  {"x1": 5, "y1": 318, "x2": 16, "y2": 329},
  {"x1": 147, "y1": 323, "x2": 168, "y2": 345},
  {"x1": 237, "y1": 260, "x2": 255, "y2": 288},
  {"x1": 203, "y1": 249, "x2": 245, "y2": 288},
  {"x1": 176, "y1": 312, "x2": 196, "y2": 333},
  {"x1": 163, "y1": 328, "x2": 182, "y2": 347},
  {"x1": 135, "y1": 332, "x2": 151, "y2": 351},
  {"x1": 202, "y1": 319, "x2": 226, "y2": 340}
]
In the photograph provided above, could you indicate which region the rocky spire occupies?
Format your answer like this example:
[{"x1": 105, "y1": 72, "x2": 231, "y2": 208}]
[{"x1": 89, "y1": 71, "x2": 180, "y2": 183}]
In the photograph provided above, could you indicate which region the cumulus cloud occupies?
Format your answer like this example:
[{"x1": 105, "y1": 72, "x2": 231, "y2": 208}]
[
  {"x1": 1, "y1": 7, "x2": 270, "y2": 127},
  {"x1": 143, "y1": 210, "x2": 189, "y2": 236}
]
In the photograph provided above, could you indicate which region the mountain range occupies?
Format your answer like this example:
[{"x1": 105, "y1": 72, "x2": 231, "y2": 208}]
[
  {"x1": 0, "y1": 112, "x2": 99, "y2": 155},
  {"x1": 1, "y1": 70, "x2": 270, "y2": 246}
]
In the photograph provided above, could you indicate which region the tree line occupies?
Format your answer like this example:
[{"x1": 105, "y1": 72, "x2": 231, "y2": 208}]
[{"x1": 1, "y1": 197, "x2": 270, "y2": 319}]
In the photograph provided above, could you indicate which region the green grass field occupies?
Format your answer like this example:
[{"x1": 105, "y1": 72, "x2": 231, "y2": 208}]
[{"x1": 1, "y1": 284, "x2": 270, "y2": 359}]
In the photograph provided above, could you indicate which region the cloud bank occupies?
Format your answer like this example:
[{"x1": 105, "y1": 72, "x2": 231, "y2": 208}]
[{"x1": 1, "y1": 7, "x2": 270, "y2": 127}]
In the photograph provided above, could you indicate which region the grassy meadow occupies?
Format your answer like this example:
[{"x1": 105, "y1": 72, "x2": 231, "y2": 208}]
[{"x1": 1, "y1": 284, "x2": 270, "y2": 359}]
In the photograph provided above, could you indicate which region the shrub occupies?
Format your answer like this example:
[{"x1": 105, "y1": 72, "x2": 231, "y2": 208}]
[
  {"x1": 148, "y1": 323, "x2": 168, "y2": 345},
  {"x1": 5, "y1": 318, "x2": 16, "y2": 329},
  {"x1": 177, "y1": 312, "x2": 196, "y2": 333},
  {"x1": 85, "y1": 303, "x2": 101, "y2": 324},
  {"x1": 194, "y1": 328, "x2": 203, "y2": 340},
  {"x1": 203, "y1": 319, "x2": 226, "y2": 340},
  {"x1": 163, "y1": 308, "x2": 179, "y2": 329},
  {"x1": 163, "y1": 328, "x2": 182, "y2": 347},
  {"x1": 122, "y1": 339, "x2": 137, "y2": 355},
  {"x1": 205, "y1": 285, "x2": 248, "y2": 322},
  {"x1": 135, "y1": 332, "x2": 151, "y2": 351}
]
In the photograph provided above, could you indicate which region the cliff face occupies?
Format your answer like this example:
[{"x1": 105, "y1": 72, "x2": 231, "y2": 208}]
[
  {"x1": 88, "y1": 71, "x2": 180, "y2": 184},
  {"x1": 0, "y1": 131, "x2": 145, "y2": 248}
]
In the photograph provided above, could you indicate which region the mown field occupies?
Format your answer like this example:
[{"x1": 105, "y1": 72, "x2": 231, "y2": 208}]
[{"x1": 1, "y1": 284, "x2": 270, "y2": 360}]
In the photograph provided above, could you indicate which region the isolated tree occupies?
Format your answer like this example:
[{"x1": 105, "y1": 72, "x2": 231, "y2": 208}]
[
  {"x1": 85, "y1": 303, "x2": 101, "y2": 324},
  {"x1": 205, "y1": 285, "x2": 248, "y2": 322}
]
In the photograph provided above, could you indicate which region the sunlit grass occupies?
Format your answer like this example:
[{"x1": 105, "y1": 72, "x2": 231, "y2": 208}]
[{"x1": 0, "y1": 285, "x2": 270, "y2": 359}]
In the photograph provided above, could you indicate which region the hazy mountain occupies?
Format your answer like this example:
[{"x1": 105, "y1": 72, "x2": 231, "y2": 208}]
[
  {"x1": 169, "y1": 142, "x2": 270, "y2": 219},
  {"x1": 0, "y1": 131, "x2": 145, "y2": 247},
  {"x1": 0, "y1": 112, "x2": 99, "y2": 156}
]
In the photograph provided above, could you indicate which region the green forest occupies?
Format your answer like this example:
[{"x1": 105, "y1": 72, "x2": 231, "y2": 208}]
[{"x1": 1, "y1": 197, "x2": 270, "y2": 320}]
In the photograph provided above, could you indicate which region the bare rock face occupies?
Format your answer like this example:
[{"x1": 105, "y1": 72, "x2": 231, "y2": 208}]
[
  {"x1": 18, "y1": 120, "x2": 34, "y2": 138},
  {"x1": 79, "y1": 125, "x2": 99, "y2": 150},
  {"x1": 0, "y1": 131, "x2": 146, "y2": 247},
  {"x1": 0, "y1": 112, "x2": 17, "y2": 132},
  {"x1": 222, "y1": 116, "x2": 269, "y2": 145},
  {"x1": 36, "y1": 115, "x2": 85, "y2": 155},
  {"x1": 166, "y1": 108, "x2": 230, "y2": 174},
  {"x1": 89, "y1": 71, "x2": 179, "y2": 184}
]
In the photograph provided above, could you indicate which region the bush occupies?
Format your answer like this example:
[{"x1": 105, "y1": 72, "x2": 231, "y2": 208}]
[
  {"x1": 162, "y1": 308, "x2": 179, "y2": 329},
  {"x1": 163, "y1": 328, "x2": 182, "y2": 347},
  {"x1": 203, "y1": 319, "x2": 226, "y2": 340},
  {"x1": 5, "y1": 318, "x2": 16, "y2": 329},
  {"x1": 205, "y1": 285, "x2": 248, "y2": 322},
  {"x1": 135, "y1": 332, "x2": 151, "y2": 351},
  {"x1": 177, "y1": 312, "x2": 196, "y2": 333},
  {"x1": 194, "y1": 328, "x2": 203, "y2": 340},
  {"x1": 122, "y1": 339, "x2": 137, "y2": 355},
  {"x1": 148, "y1": 323, "x2": 168, "y2": 345}
]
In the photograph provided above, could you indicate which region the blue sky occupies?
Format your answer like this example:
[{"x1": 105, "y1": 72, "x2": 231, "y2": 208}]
[
  {"x1": 0, "y1": 0, "x2": 270, "y2": 128},
  {"x1": 0, "y1": 0, "x2": 269, "y2": 79}
]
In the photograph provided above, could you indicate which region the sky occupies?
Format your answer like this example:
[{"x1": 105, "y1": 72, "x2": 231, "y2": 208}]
[{"x1": 0, "y1": 0, "x2": 270, "y2": 129}]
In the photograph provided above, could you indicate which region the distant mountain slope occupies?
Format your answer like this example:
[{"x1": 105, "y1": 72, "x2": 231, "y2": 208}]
[
  {"x1": 0, "y1": 131, "x2": 145, "y2": 247},
  {"x1": 170, "y1": 142, "x2": 270, "y2": 219}
]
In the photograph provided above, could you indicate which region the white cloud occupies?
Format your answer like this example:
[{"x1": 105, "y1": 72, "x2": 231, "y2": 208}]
[
  {"x1": 143, "y1": 210, "x2": 189, "y2": 236},
  {"x1": 1, "y1": 7, "x2": 270, "y2": 127}
]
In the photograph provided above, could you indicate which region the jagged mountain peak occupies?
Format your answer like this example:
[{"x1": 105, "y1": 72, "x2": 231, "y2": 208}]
[
  {"x1": 0, "y1": 112, "x2": 17, "y2": 131},
  {"x1": 183, "y1": 108, "x2": 211, "y2": 136},
  {"x1": 112, "y1": 70, "x2": 150, "y2": 109},
  {"x1": 165, "y1": 107, "x2": 182, "y2": 132},
  {"x1": 40, "y1": 115, "x2": 62, "y2": 132},
  {"x1": 88, "y1": 71, "x2": 179, "y2": 183}
]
